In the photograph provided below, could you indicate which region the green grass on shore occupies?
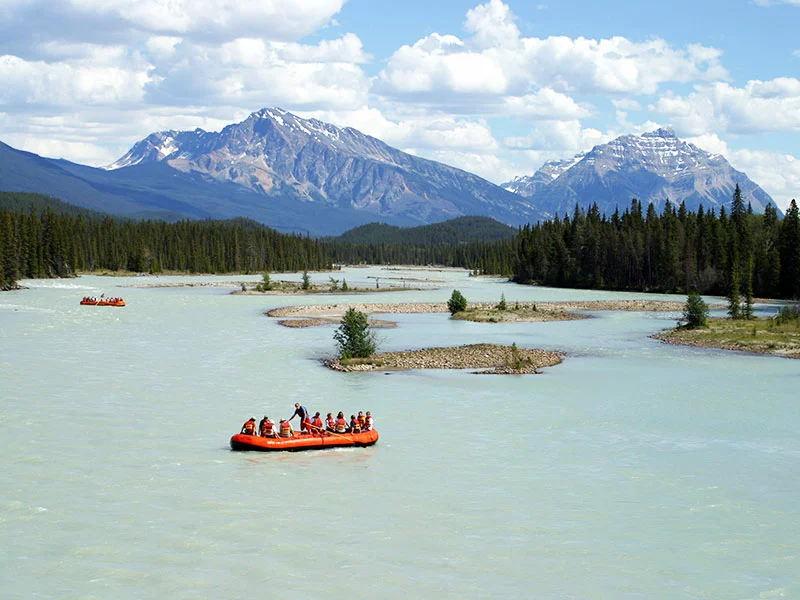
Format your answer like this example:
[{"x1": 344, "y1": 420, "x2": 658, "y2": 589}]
[{"x1": 655, "y1": 316, "x2": 800, "y2": 358}]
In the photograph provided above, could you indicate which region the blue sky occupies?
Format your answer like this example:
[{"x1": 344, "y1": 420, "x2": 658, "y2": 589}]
[{"x1": 1, "y1": 0, "x2": 798, "y2": 208}]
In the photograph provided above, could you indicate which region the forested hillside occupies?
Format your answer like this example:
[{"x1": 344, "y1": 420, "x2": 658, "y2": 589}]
[
  {"x1": 0, "y1": 191, "x2": 110, "y2": 219},
  {"x1": 511, "y1": 192, "x2": 800, "y2": 299},
  {"x1": 329, "y1": 216, "x2": 515, "y2": 245},
  {"x1": 0, "y1": 203, "x2": 331, "y2": 289},
  {"x1": 323, "y1": 216, "x2": 514, "y2": 273}
]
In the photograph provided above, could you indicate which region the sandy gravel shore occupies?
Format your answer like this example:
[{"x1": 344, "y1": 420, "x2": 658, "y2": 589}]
[
  {"x1": 268, "y1": 299, "x2": 693, "y2": 327},
  {"x1": 324, "y1": 343, "x2": 563, "y2": 374}
]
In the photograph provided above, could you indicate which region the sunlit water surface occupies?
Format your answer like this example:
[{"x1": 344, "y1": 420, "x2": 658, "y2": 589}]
[{"x1": 1, "y1": 268, "x2": 798, "y2": 599}]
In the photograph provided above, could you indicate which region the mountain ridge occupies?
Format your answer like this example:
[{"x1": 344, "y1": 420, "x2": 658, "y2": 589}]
[
  {"x1": 106, "y1": 107, "x2": 541, "y2": 228},
  {"x1": 502, "y1": 127, "x2": 777, "y2": 217}
]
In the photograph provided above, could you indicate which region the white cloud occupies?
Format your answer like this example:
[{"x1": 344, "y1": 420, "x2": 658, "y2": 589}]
[
  {"x1": 279, "y1": 33, "x2": 369, "y2": 64},
  {"x1": 612, "y1": 98, "x2": 642, "y2": 111},
  {"x1": 0, "y1": 54, "x2": 150, "y2": 106},
  {"x1": 138, "y1": 34, "x2": 372, "y2": 110},
  {"x1": 377, "y1": 0, "x2": 727, "y2": 102},
  {"x1": 65, "y1": 0, "x2": 346, "y2": 41},
  {"x1": 298, "y1": 107, "x2": 499, "y2": 153},
  {"x1": 504, "y1": 119, "x2": 608, "y2": 152},
  {"x1": 729, "y1": 149, "x2": 800, "y2": 211},
  {"x1": 464, "y1": 0, "x2": 520, "y2": 50},
  {"x1": 503, "y1": 89, "x2": 592, "y2": 119},
  {"x1": 414, "y1": 149, "x2": 514, "y2": 183},
  {"x1": 653, "y1": 78, "x2": 800, "y2": 135}
]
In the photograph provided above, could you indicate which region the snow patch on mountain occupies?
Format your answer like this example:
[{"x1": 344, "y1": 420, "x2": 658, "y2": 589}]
[{"x1": 502, "y1": 128, "x2": 777, "y2": 218}]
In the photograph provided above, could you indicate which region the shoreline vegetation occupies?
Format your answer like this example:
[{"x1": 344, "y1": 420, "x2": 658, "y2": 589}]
[
  {"x1": 324, "y1": 343, "x2": 564, "y2": 375},
  {"x1": 653, "y1": 316, "x2": 800, "y2": 359}
]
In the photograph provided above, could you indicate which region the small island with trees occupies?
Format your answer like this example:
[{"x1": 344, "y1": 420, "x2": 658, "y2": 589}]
[{"x1": 323, "y1": 307, "x2": 563, "y2": 374}]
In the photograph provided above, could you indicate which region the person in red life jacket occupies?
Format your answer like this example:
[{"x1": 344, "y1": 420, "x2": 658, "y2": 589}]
[
  {"x1": 357, "y1": 411, "x2": 366, "y2": 429},
  {"x1": 241, "y1": 417, "x2": 256, "y2": 435},
  {"x1": 335, "y1": 411, "x2": 348, "y2": 433},
  {"x1": 279, "y1": 419, "x2": 293, "y2": 438},
  {"x1": 365, "y1": 411, "x2": 374, "y2": 431},
  {"x1": 325, "y1": 413, "x2": 336, "y2": 432},
  {"x1": 349, "y1": 414, "x2": 361, "y2": 433},
  {"x1": 259, "y1": 416, "x2": 275, "y2": 437},
  {"x1": 309, "y1": 412, "x2": 323, "y2": 434},
  {"x1": 290, "y1": 403, "x2": 310, "y2": 433}
]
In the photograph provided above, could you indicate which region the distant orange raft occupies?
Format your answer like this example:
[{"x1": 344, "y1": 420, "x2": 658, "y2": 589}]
[
  {"x1": 80, "y1": 297, "x2": 126, "y2": 306},
  {"x1": 230, "y1": 429, "x2": 379, "y2": 452}
]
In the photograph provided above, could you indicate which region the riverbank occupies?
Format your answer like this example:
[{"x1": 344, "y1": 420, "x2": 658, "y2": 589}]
[
  {"x1": 123, "y1": 280, "x2": 429, "y2": 294},
  {"x1": 324, "y1": 343, "x2": 563, "y2": 374},
  {"x1": 653, "y1": 317, "x2": 800, "y2": 358},
  {"x1": 268, "y1": 299, "x2": 694, "y2": 327}
]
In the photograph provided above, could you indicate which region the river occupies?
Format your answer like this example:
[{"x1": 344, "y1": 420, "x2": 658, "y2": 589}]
[{"x1": 1, "y1": 267, "x2": 798, "y2": 599}]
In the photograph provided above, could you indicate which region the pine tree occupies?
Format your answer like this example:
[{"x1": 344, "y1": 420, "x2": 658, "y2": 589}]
[
  {"x1": 779, "y1": 199, "x2": 800, "y2": 299},
  {"x1": 681, "y1": 292, "x2": 709, "y2": 328},
  {"x1": 333, "y1": 308, "x2": 376, "y2": 359},
  {"x1": 447, "y1": 289, "x2": 467, "y2": 315}
]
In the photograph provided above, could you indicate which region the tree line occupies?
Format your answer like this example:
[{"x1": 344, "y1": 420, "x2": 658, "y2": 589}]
[
  {"x1": 0, "y1": 206, "x2": 332, "y2": 289},
  {"x1": 511, "y1": 190, "x2": 800, "y2": 300},
  {"x1": 3, "y1": 188, "x2": 799, "y2": 301}
]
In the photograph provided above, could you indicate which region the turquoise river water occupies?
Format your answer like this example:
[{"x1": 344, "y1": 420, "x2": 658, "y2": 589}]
[{"x1": 1, "y1": 267, "x2": 799, "y2": 599}]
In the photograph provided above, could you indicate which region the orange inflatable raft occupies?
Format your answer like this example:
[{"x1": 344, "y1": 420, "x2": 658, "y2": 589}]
[
  {"x1": 230, "y1": 429, "x2": 379, "y2": 452},
  {"x1": 80, "y1": 297, "x2": 126, "y2": 306}
]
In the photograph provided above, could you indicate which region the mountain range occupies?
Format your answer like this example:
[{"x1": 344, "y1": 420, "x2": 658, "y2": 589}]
[
  {"x1": 0, "y1": 111, "x2": 778, "y2": 235},
  {"x1": 502, "y1": 128, "x2": 776, "y2": 218}
]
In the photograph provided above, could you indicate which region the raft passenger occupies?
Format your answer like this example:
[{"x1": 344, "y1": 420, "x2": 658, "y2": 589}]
[
  {"x1": 259, "y1": 416, "x2": 275, "y2": 437},
  {"x1": 241, "y1": 417, "x2": 257, "y2": 435},
  {"x1": 349, "y1": 415, "x2": 361, "y2": 433},
  {"x1": 335, "y1": 412, "x2": 347, "y2": 433},
  {"x1": 365, "y1": 411, "x2": 374, "y2": 431},
  {"x1": 279, "y1": 419, "x2": 293, "y2": 438},
  {"x1": 310, "y1": 412, "x2": 323, "y2": 434},
  {"x1": 325, "y1": 412, "x2": 336, "y2": 432}
]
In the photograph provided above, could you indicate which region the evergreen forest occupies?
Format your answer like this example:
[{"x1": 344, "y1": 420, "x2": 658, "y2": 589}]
[
  {"x1": 0, "y1": 193, "x2": 331, "y2": 289},
  {"x1": 2, "y1": 188, "x2": 799, "y2": 301},
  {"x1": 510, "y1": 191, "x2": 800, "y2": 300}
]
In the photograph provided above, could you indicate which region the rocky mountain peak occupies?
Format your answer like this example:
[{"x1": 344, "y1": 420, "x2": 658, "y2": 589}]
[
  {"x1": 102, "y1": 107, "x2": 540, "y2": 229},
  {"x1": 502, "y1": 128, "x2": 776, "y2": 219},
  {"x1": 642, "y1": 126, "x2": 677, "y2": 139}
]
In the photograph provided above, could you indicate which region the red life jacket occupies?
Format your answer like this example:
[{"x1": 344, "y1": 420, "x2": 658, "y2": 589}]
[
  {"x1": 279, "y1": 421, "x2": 292, "y2": 437},
  {"x1": 335, "y1": 418, "x2": 347, "y2": 433},
  {"x1": 311, "y1": 416, "x2": 323, "y2": 430},
  {"x1": 326, "y1": 416, "x2": 336, "y2": 429},
  {"x1": 260, "y1": 420, "x2": 274, "y2": 436},
  {"x1": 242, "y1": 420, "x2": 256, "y2": 435}
]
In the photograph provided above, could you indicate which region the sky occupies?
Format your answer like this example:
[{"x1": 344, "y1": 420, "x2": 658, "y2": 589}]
[{"x1": 1, "y1": 0, "x2": 799, "y2": 209}]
